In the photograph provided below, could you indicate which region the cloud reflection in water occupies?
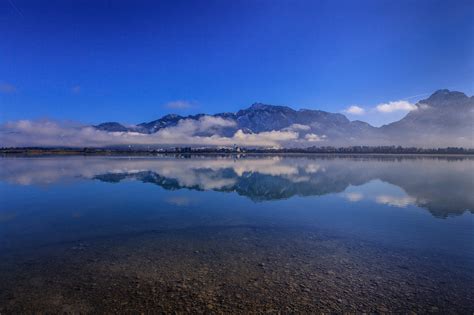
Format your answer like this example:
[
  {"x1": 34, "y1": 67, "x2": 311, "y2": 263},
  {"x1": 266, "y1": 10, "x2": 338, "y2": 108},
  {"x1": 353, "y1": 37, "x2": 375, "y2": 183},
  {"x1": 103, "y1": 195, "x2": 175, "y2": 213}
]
[{"x1": 0, "y1": 155, "x2": 472, "y2": 218}]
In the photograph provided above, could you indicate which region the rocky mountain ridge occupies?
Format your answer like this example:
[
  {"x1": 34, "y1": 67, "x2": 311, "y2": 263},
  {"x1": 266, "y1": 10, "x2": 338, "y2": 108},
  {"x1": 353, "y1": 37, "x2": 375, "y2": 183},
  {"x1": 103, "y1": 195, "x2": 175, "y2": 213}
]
[{"x1": 95, "y1": 89, "x2": 473, "y2": 147}]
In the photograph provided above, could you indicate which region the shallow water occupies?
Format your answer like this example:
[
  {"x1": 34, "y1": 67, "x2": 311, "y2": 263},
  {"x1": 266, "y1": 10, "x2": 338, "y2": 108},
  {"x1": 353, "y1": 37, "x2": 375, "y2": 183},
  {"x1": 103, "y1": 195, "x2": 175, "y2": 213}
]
[{"x1": 0, "y1": 155, "x2": 473, "y2": 313}]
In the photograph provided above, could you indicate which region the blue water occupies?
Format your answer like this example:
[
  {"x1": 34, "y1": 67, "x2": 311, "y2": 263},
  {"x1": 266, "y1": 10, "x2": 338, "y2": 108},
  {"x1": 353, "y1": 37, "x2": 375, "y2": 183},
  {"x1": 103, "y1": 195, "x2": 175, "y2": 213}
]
[{"x1": 0, "y1": 155, "x2": 473, "y2": 312}]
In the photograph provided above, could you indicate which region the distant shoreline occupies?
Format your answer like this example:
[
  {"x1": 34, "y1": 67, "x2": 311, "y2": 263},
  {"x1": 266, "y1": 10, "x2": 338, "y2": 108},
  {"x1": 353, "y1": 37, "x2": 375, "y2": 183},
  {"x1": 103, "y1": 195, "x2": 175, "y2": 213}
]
[{"x1": 1, "y1": 147, "x2": 473, "y2": 157}]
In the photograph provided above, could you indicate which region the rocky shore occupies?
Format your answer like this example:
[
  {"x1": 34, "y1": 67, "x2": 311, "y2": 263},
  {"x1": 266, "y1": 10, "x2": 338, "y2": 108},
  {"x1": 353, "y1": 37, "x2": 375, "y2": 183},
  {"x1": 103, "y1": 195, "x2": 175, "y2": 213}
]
[{"x1": 0, "y1": 226, "x2": 472, "y2": 313}]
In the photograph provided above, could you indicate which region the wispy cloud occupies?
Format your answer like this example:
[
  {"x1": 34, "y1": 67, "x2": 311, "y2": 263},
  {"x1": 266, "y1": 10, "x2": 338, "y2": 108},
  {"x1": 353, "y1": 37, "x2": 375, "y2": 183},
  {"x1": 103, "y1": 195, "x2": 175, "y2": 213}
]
[
  {"x1": 71, "y1": 85, "x2": 81, "y2": 94},
  {"x1": 344, "y1": 105, "x2": 365, "y2": 115},
  {"x1": 0, "y1": 82, "x2": 16, "y2": 94},
  {"x1": 375, "y1": 100, "x2": 416, "y2": 113},
  {"x1": 164, "y1": 100, "x2": 195, "y2": 110}
]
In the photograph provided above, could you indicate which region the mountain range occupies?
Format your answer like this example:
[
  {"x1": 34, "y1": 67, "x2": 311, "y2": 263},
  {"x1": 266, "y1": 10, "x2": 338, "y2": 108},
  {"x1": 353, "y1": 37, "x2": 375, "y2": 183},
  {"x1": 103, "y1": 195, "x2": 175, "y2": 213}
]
[{"x1": 95, "y1": 89, "x2": 473, "y2": 148}]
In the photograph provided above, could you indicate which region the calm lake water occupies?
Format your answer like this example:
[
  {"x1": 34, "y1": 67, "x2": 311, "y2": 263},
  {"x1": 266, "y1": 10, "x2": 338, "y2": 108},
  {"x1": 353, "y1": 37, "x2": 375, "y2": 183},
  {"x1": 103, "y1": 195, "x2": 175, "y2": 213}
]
[{"x1": 0, "y1": 155, "x2": 473, "y2": 313}]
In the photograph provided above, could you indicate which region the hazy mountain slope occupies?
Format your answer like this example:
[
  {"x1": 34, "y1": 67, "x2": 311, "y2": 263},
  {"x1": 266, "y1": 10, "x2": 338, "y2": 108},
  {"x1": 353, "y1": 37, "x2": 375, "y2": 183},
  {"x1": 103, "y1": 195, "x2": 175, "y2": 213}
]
[{"x1": 381, "y1": 89, "x2": 473, "y2": 147}]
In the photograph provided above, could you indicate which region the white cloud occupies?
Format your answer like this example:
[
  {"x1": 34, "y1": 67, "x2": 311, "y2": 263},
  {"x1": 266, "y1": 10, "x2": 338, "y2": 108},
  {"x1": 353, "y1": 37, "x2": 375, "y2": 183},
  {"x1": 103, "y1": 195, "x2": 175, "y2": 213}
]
[
  {"x1": 0, "y1": 118, "x2": 299, "y2": 148},
  {"x1": 157, "y1": 116, "x2": 236, "y2": 137},
  {"x1": 375, "y1": 100, "x2": 417, "y2": 113},
  {"x1": 232, "y1": 129, "x2": 299, "y2": 145},
  {"x1": 304, "y1": 133, "x2": 325, "y2": 142},
  {"x1": 164, "y1": 100, "x2": 194, "y2": 110},
  {"x1": 344, "y1": 105, "x2": 365, "y2": 115}
]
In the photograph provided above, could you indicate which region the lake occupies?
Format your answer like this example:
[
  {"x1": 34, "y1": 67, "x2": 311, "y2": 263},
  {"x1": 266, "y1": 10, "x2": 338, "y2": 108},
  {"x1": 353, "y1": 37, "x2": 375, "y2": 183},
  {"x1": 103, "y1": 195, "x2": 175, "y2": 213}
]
[{"x1": 0, "y1": 155, "x2": 473, "y2": 313}]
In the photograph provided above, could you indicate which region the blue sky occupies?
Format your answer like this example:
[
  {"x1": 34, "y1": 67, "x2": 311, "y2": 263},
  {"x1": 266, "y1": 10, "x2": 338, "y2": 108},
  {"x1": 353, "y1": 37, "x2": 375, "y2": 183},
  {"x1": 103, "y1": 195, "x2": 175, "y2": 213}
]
[{"x1": 1, "y1": 0, "x2": 473, "y2": 126}]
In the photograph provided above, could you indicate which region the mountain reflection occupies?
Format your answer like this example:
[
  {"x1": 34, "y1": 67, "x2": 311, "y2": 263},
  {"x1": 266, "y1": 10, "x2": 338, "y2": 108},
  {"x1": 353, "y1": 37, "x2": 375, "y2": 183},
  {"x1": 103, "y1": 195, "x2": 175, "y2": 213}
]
[{"x1": 1, "y1": 155, "x2": 473, "y2": 218}]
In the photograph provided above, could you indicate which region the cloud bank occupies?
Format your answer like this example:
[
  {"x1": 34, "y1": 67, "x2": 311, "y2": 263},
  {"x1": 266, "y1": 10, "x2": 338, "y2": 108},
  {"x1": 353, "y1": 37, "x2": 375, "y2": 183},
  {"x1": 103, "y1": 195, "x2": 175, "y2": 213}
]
[
  {"x1": 0, "y1": 117, "x2": 303, "y2": 148},
  {"x1": 375, "y1": 101, "x2": 416, "y2": 113},
  {"x1": 341, "y1": 100, "x2": 419, "y2": 126}
]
